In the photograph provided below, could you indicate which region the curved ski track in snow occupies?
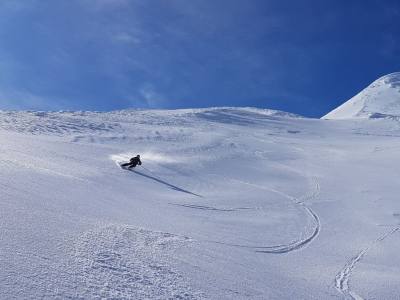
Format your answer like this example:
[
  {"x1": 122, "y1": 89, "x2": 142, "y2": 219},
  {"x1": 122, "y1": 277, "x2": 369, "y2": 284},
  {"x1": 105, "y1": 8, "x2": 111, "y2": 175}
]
[
  {"x1": 335, "y1": 227, "x2": 400, "y2": 300},
  {"x1": 205, "y1": 175, "x2": 321, "y2": 254},
  {"x1": 239, "y1": 177, "x2": 321, "y2": 254},
  {"x1": 256, "y1": 205, "x2": 320, "y2": 254}
]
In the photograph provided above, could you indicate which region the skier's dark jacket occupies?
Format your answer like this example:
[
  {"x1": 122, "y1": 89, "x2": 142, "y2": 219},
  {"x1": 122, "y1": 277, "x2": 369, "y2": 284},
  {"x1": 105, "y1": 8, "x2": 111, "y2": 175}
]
[{"x1": 129, "y1": 156, "x2": 142, "y2": 167}]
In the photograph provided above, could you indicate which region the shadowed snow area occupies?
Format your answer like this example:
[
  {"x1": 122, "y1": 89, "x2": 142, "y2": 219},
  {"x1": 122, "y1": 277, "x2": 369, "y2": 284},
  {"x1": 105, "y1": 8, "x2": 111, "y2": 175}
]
[{"x1": 1, "y1": 107, "x2": 400, "y2": 299}]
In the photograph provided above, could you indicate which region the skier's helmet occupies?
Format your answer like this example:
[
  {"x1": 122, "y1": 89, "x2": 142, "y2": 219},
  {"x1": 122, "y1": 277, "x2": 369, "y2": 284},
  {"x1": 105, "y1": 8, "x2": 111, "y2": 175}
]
[{"x1": 137, "y1": 154, "x2": 140, "y2": 158}]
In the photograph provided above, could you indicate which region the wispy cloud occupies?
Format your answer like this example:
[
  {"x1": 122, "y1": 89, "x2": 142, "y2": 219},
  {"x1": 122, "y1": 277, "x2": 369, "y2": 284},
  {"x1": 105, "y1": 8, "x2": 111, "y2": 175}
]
[
  {"x1": 112, "y1": 32, "x2": 141, "y2": 45},
  {"x1": 138, "y1": 84, "x2": 167, "y2": 108}
]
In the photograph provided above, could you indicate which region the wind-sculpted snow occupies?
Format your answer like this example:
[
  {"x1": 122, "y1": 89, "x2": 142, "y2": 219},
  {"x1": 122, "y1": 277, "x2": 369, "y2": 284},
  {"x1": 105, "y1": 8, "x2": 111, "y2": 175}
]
[
  {"x1": 67, "y1": 225, "x2": 203, "y2": 299},
  {"x1": 1, "y1": 106, "x2": 400, "y2": 299},
  {"x1": 194, "y1": 108, "x2": 302, "y2": 126},
  {"x1": 383, "y1": 72, "x2": 400, "y2": 88},
  {"x1": 0, "y1": 111, "x2": 123, "y2": 136},
  {"x1": 0, "y1": 107, "x2": 301, "y2": 136}
]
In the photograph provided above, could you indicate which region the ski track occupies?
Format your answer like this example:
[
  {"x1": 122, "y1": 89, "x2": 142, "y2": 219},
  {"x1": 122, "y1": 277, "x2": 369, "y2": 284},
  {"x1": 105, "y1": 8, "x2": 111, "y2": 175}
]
[
  {"x1": 335, "y1": 227, "x2": 400, "y2": 300},
  {"x1": 170, "y1": 203, "x2": 253, "y2": 212},
  {"x1": 256, "y1": 205, "x2": 320, "y2": 254},
  {"x1": 203, "y1": 174, "x2": 321, "y2": 254},
  {"x1": 116, "y1": 159, "x2": 322, "y2": 254},
  {"x1": 235, "y1": 177, "x2": 321, "y2": 254}
]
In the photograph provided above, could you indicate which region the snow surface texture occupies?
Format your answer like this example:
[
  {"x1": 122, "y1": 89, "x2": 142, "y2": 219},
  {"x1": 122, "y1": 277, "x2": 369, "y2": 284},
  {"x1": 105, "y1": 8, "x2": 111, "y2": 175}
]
[
  {"x1": 323, "y1": 72, "x2": 400, "y2": 119},
  {"x1": 1, "y1": 106, "x2": 400, "y2": 299}
]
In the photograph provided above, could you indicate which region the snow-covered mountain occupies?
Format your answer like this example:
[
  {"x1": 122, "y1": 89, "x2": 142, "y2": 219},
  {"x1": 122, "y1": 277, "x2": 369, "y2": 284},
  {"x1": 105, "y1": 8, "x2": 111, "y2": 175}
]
[
  {"x1": 1, "y1": 106, "x2": 400, "y2": 299},
  {"x1": 323, "y1": 72, "x2": 400, "y2": 119}
]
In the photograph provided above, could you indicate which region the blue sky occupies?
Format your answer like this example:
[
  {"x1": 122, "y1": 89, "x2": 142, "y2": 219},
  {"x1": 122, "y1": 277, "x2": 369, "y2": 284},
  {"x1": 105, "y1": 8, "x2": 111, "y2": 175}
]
[{"x1": 0, "y1": 0, "x2": 399, "y2": 117}]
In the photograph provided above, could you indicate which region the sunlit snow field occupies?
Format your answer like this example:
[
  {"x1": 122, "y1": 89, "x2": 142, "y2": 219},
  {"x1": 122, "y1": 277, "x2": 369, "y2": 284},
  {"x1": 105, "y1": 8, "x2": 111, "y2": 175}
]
[{"x1": 1, "y1": 107, "x2": 400, "y2": 299}]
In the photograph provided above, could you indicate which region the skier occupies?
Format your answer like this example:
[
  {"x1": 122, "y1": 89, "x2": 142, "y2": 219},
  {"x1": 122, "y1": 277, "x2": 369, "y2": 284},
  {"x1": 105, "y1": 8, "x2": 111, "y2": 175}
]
[{"x1": 121, "y1": 155, "x2": 142, "y2": 169}]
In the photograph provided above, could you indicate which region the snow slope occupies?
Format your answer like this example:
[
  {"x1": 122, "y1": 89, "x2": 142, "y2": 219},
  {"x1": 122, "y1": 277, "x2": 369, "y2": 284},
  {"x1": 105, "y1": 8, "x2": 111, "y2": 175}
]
[
  {"x1": 1, "y1": 107, "x2": 400, "y2": 299},
  {"x1": 323, "y1": 72, "x2": 400, "y2": 119}
]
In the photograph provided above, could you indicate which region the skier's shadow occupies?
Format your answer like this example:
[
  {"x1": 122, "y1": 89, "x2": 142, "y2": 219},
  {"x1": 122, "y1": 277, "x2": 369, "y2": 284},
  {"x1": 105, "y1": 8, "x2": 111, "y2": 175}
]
[{"x1": 127, "y1": 168, "x2": 202, "y2": 197}]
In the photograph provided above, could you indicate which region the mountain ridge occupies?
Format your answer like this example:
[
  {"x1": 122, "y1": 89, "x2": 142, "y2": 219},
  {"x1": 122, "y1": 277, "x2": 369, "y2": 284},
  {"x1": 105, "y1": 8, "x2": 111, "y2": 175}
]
[{"x1": 323, "y1": 72, "x2": 400, "y2": 119}]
